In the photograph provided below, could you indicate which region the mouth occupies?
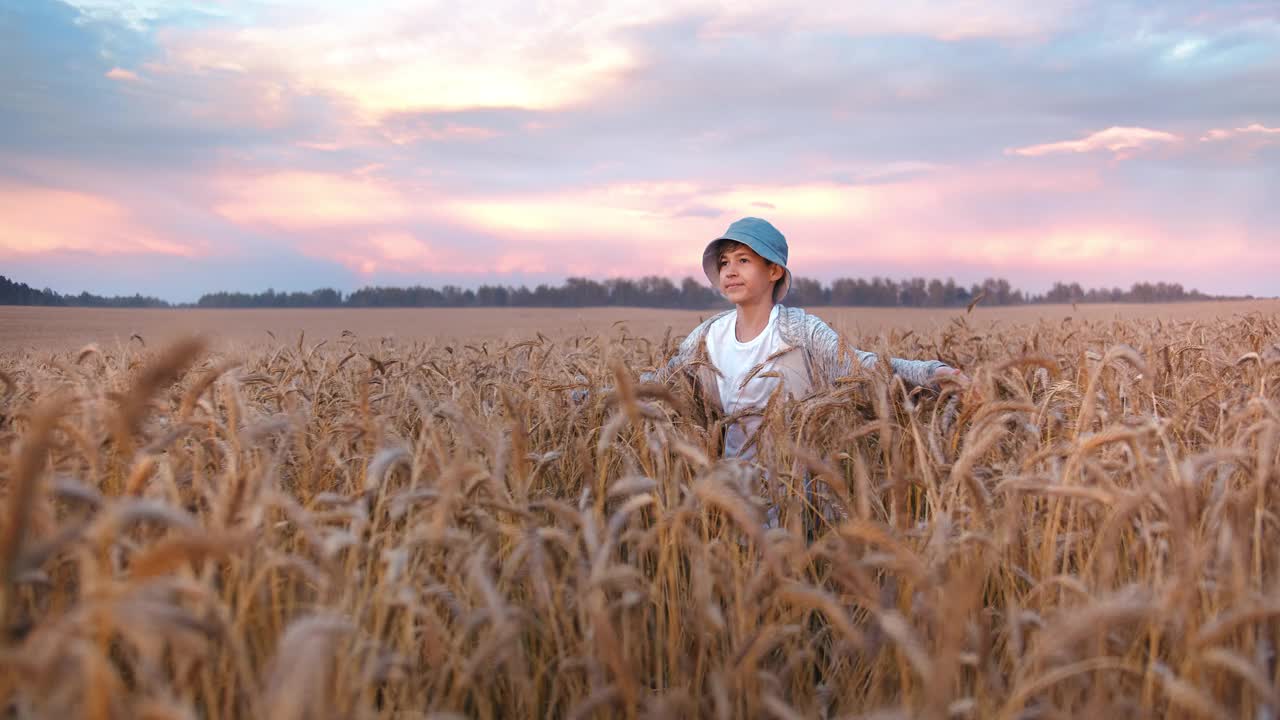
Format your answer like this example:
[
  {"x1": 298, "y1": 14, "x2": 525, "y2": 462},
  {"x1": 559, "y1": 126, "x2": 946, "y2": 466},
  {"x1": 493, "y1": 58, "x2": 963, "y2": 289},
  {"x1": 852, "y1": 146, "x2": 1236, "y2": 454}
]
[{"x1": 724, "y1": 283, "x2": 745, "y2": 291}]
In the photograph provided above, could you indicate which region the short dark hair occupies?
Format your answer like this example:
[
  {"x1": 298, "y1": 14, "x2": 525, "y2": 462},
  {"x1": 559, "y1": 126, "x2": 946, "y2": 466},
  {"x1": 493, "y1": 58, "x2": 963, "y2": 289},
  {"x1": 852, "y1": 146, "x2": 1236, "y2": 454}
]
[{"x1": 716, "y1": 240, "x2": 775, "y2": 267}]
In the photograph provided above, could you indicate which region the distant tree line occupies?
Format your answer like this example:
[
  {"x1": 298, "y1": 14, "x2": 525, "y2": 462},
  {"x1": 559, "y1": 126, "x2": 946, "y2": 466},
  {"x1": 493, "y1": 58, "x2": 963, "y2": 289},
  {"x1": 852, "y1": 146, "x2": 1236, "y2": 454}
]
[
  {"x1": 0, "y1": 275, "x2": 168, "y2": 308},
  {"x1": 1038, "y1": 281, "x2": 1215, "y2": 304},
  {"x1": 196, "y1": 276, "x2": 1235, "y2": 308},
  {"x1": 0, "y1": 273, "x2": 1247, "y2": 310},
  {"x1": 194, "y1": 288, "x2": 344, "y2": 309},
  {"x1": 342, "y1": 277, "x2": 722, "y2": 309}
]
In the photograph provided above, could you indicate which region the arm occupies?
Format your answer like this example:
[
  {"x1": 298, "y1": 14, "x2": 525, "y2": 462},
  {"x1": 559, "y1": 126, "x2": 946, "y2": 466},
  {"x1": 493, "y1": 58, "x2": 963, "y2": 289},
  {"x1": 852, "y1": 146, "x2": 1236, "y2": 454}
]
[
  {"x1": 858, "y1": 349, "x2": 948, "y2": 389},
  {"x1": 807, "y1": 316, "x2": 951, "y2": 389},
  {"x1": 640, "y1": 317, "x2": 714, "y2": 384},
  {"x1": 572, "y1": 316, "x2": 718, "y2": 403}
]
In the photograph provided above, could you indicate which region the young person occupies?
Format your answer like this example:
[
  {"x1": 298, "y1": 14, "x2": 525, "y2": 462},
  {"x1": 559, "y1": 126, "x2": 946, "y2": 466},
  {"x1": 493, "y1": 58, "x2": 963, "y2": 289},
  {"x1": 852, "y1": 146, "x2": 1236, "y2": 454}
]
[{"x1": 642, "y1": 216, "x2": 964, "y2": 462}]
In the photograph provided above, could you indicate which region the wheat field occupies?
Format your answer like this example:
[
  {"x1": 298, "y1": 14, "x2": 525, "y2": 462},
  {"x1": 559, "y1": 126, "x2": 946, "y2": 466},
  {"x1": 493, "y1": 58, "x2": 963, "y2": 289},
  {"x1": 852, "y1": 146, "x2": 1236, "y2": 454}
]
[
  {"x1": 4, "y1": 301, "x2": 1275, "y2": 352},
  {"x1": 1, "y1": 305, "x2": 1278, "y2": 719}
]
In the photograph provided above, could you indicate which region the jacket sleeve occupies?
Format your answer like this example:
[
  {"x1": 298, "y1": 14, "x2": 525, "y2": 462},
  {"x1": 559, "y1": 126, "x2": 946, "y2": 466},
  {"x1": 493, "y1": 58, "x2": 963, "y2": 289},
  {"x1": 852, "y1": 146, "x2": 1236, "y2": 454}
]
[
  {"x1": 808, "y1": 316, "x2": 949, "y2": 389},
  {"x1": 640, "y1": 319, "x2": 709, "y2": 385},
  {"x1": 571, "y1": 317, "x2": 717, "y2": 403}
]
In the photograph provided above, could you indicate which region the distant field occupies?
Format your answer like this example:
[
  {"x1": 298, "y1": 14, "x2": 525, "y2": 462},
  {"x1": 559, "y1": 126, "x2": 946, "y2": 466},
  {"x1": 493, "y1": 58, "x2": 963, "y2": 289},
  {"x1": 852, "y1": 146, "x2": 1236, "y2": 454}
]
[
  {"x1": 2, "y1": 297, "x2": 1278, "y2": 717},
  {"x1": 1, "y1": 300, "x2": 1276, "y2": 353}
]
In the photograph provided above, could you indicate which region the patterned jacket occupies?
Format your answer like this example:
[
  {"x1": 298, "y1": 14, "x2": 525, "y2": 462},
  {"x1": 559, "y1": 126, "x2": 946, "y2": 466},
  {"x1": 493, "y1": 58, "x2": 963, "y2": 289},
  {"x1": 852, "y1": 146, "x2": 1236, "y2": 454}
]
[{"x1": 641, "y1": 305, "x2": 949, "y2": 412}]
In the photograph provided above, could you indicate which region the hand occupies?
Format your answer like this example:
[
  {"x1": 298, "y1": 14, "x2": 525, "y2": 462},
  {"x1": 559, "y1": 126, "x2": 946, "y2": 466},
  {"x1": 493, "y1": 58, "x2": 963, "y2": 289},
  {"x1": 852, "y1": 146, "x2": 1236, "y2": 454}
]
[
  {"x1": 930, "y1": 366, "x2": 969, "y2": 388},
  {"x1": 569, "y1": 373, "x2": 590, "y2": 404}
]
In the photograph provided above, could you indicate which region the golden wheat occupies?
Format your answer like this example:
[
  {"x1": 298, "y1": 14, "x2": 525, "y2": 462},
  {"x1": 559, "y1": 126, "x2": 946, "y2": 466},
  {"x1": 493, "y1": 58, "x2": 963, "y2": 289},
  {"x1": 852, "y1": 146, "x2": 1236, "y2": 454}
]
[{"x1": 0, "y1": 309, "x2": 1277, "y2": 719}]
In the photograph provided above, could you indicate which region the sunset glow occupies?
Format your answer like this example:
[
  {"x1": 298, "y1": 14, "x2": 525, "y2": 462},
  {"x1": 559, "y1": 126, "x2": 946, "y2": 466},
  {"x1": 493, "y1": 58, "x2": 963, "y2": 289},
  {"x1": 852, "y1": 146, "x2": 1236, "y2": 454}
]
[
  {"x1": 0, "y1": 186, "x2": 201, "y2": 258},
  {"x1": 2, "y1": 0, "x2": 1277, "y2": 300}
]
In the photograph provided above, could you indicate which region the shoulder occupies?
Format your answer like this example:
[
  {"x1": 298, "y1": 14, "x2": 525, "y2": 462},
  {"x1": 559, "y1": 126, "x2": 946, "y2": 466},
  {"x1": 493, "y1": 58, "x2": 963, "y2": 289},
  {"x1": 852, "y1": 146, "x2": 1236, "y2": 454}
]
[{"x1": 775, "y1": 305, "x2": 837, "y2": 345}]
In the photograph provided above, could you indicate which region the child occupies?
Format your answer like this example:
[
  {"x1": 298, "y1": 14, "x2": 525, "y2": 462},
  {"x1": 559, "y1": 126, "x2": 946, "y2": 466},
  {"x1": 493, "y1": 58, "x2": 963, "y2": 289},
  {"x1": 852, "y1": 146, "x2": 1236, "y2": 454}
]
[{"x1": 642, "y1": 216, "x2": 964, "y2": 462}]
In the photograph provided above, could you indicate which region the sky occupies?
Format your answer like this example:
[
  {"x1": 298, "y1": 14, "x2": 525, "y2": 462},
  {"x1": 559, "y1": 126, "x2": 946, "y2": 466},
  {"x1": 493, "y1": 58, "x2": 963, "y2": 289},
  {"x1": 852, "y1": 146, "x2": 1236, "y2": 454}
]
[{"x1": 2, "y1": 0, "x2": 1278, "y2": 302}]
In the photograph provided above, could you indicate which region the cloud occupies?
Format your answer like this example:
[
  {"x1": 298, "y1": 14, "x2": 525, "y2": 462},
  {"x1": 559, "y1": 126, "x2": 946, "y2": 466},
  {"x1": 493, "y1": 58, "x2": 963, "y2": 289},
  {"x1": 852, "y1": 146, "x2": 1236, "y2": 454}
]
[
  {"x1": 423, "y1": 167, "x2": 1117, "y2": 278},
  {"x1": 129, "y1": 0, "x2": 1087, "y2": 123},
  {"x1": 1, "y1": 0, "x2": 348, "y2": 177},
  {"x1": 105, "y1": 67, "x2": 140, "y2": 81},
  {"x1": 0, "y1": 185, "x2": 200, "y2": 257},
  {"x1": 3, "y1": 0, "x2": 1280, "y2": 300},
  {"x1": 440, "y1": 181, "x2": 885, "y2": 247},
  {"x1": 213, "y1": 172, "x2": 415, "y2": 229},
  {"x1": 60, "y1": 0, "x2": 204, "y2": 30},
  {"x1": 374, "y1": 114, "x2": 505, "y2": 146},
  {"x1": 10, "y1": 0, "x2": 1275, "y2": 189},
  {"x1": 674, "y1": 205, "x2": 724, "y2": 218},
  {"x1": 700, "y1": 1, "x2": 1080, "y2": 40},
  {"x1": 323, "y1": 231, "x2": 439, "y2": 275},
  {"x1": 1200, "y1": 122, "x2": 1280, "y2": 141},
  {"x1": 153, "y1": 8, "x2": 637, "y2": 117},
  {"x1": 1007, "y1": 127, "x2": 1182, "y2": 158},
  {"x1": 971, "y1": 225, "x2": 1159, "y2": 265},
  {"x1": 1192, "y1": 122, "x2": 1280, "y2": 162},
  {"x1": 287, "y1": 222, "x2": 555, "y2": 279}
]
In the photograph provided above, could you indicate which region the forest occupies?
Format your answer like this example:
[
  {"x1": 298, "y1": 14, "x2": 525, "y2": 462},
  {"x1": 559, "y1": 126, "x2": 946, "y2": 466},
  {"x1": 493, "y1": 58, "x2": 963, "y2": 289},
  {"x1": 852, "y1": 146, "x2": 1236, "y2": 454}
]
[{"x1": 0, "y1": 273, "x2": 1232, "y2": 309}]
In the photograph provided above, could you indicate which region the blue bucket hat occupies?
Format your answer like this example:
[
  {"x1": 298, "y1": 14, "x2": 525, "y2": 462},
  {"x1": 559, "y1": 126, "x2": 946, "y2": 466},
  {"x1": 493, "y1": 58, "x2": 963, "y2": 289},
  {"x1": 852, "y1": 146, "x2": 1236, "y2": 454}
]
[{"x1": 702, "y1": 216, "x2": 792, "y2": 303}]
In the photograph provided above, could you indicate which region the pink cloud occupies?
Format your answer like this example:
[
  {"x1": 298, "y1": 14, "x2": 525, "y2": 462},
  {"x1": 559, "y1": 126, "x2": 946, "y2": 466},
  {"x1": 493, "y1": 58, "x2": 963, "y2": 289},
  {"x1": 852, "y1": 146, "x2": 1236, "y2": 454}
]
[
  {"x1": 288, "y1": 115, "x2": 501, "y2": 155},
  {"x1": 779, "y1": 213, "x2": 1266, "y2": 291},
  {"x1": 420, "y1": 166, "x2": 1122, "y2": 280},
  {"x1": 761, "y1": 169, "x2": 1272, "y2": 287},
  {"x1": 322, "y1": 231, "x2": 437, "y2": 275},
  {"x1": 969, "y1": 225, "x2": 1159, "y2": 266},
  {"x1": 1007, "y1": 126, "x2": 1181, "y2": 158},
  {"x1": 506, "y1": 167, "x2": 1258, "y2": 290},
  {"x1": 105, "y1": 67, "x2": 140, "y2": 82},
  {"x1": 444, "y1": 182, "x2": 713, "y2": 240},
  {"x1": 296, "y1": 229, "x2": 555, "y2": 279},
  {"x1": 213, "y1": 171, "x2": 415, "y2": 230},
  {"x1": 137, "y1": 53, "x2": 297, "y2": 130},
  {"x1": 1199, "y1": 123, "x2": 1280, "y2": 142},
  {"x1": 1187, "y1": 5, "x2": 1280, "y2": 28},
  {"x1": 442, "y1": 164, "x2": 1103, "y2": 251},
  {"x1": 7, "y1": 159, "x2": 1271, "y2": 298},
  {"x1": 0, "y1": 185, "x2": 201, "y2": 258},
  {"x1": 380, "y1": 124, "x2": 501, "y2": 146}
]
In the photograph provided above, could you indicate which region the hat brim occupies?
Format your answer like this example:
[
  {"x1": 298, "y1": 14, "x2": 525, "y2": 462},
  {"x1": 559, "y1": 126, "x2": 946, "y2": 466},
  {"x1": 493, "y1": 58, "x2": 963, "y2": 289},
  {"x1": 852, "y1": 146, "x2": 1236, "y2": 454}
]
[{"x1": 703, "y1": 238, "x2": 792, "y2": 303}]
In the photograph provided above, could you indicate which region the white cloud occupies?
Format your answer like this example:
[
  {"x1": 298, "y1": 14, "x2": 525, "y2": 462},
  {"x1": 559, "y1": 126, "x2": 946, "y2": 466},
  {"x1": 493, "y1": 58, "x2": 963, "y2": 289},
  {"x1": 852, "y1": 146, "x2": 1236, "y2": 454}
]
[
  {"x1": 1200, "y1": 123, "x2": 1280, "y2": 142},
  {"x1": 1007, "y1": 126, "x2": 1181, "y2": 157},
  {"x1": 130, "y1": 0, "x2": 1081, "y2": 118},
  {"x1": 704, "y1": 0, "x2": 1079, "y2": 40},
  {"x1": 63, "y1": 0, "x2": 230, "y2": 30},
  {"x1": 1166, "y1": 37, "x2": 1205, "y2": 61}
]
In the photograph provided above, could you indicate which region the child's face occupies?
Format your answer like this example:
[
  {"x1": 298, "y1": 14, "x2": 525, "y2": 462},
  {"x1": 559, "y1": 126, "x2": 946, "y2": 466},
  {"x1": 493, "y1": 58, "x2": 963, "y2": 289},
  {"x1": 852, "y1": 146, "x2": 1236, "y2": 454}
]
[{"x1": 717, "y1": 243, "x2": 783, "y2": 306}]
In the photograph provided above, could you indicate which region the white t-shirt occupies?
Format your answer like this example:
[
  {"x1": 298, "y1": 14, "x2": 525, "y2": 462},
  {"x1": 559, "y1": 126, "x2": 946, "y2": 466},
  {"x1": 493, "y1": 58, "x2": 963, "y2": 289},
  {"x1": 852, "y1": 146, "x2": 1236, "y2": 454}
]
[{"x1": 704, "y1": 306, "x2": 785, "y2": 460}]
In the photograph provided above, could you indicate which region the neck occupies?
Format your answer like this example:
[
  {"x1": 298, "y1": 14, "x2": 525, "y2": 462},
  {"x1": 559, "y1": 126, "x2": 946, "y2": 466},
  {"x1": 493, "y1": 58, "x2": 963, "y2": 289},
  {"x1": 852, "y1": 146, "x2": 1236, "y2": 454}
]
[{"x1": 734, "y1": 298, "x2": 775, "y2": 342}]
